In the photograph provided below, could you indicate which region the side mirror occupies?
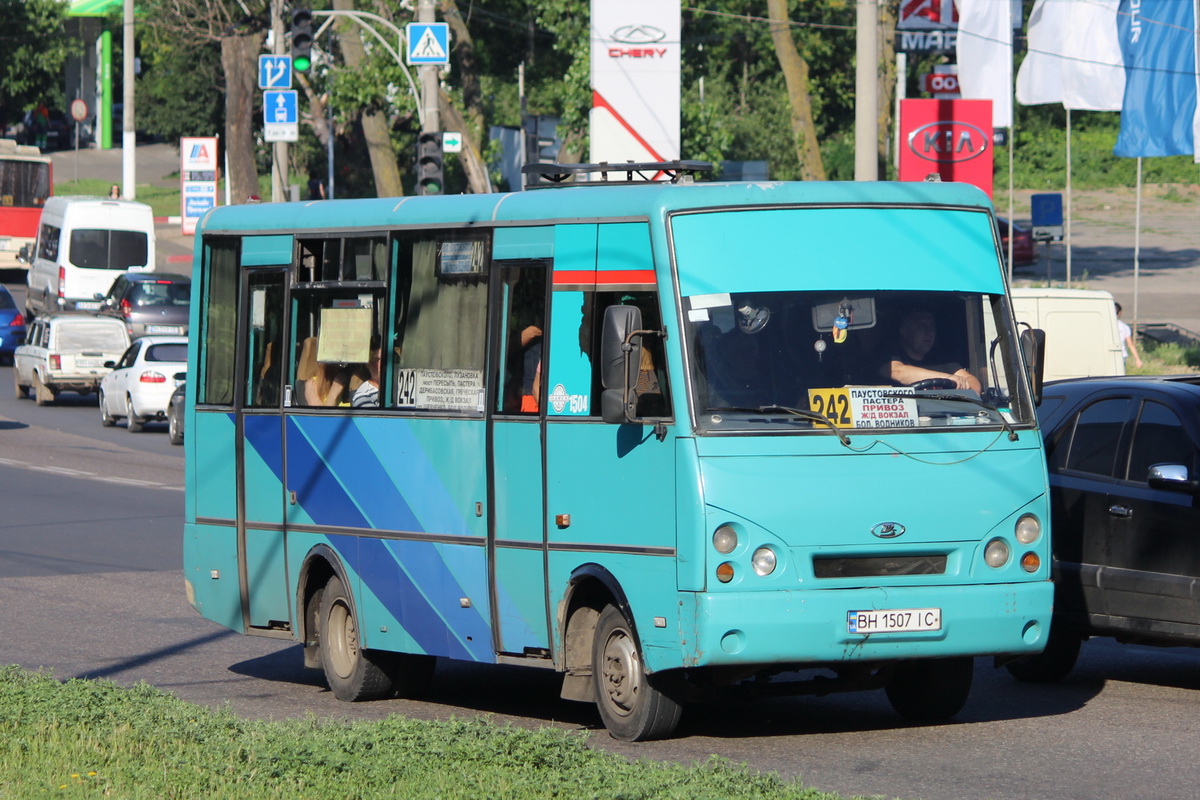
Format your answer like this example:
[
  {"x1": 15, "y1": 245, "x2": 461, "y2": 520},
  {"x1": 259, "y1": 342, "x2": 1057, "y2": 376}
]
[
  {"x1": 1147, "y1": 463, "x2": 1199, "y2": 493},
  {"x1": 103, "y1": 361, "x2": 116, "y2": 369},
  {"x1": 16, "y1": 245, "x2": 30, "y2": 264},
  {"x1": 1021, "y1": 328, "x2": 1046, "y2": 405},
  {"x1": 600, "y1": 305, "x2": 643, "y2": 424}
]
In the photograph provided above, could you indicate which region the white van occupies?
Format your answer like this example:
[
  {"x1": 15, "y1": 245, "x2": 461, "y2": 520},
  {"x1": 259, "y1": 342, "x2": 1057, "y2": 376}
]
[
  {"x1": 1010, "y1": 287, "x2": 1125, "y2": 381},
  {"x1": 24, "y1": 196, "x2": 156, "y2": 319}
]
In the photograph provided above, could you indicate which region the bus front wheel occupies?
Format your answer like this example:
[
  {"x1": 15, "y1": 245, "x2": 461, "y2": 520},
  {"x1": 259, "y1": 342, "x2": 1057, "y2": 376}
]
[
  {"x1": 885, "y1": 657, "x2": 973, "y2": 721},
  {"x1": 592, "y1": 604, "x2": 682, "y2": 741},
  {"x1": 317, "y1": 575, "x2": 395, "y2": 701}
]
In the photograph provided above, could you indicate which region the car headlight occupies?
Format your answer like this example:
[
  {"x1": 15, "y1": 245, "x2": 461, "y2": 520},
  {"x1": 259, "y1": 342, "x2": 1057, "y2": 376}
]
[
  {"x1": 984, "y1": 538, "x2": 1010, "y2": 568},
  {"x1": 713, "y1": 525, "x2": 738, "y2": 554},
  {"x1": 1015, "y1": 514, "x2": 1041, "y2": 544},
  {"x1": 751, "y1": 547, "x2": 777, "y2": 576}
]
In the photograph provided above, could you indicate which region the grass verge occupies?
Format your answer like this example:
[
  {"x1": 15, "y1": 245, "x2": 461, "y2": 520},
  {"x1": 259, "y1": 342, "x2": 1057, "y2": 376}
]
[
  {"x1": 0, "y1": 666, "x2": 855, "y2": 800},
  {"x1": 53, "y1": 179, "x2": 183, "y2": 219},
  {"x1": 1129, "y1": 338, "x2": 1200, "y2": 375}
]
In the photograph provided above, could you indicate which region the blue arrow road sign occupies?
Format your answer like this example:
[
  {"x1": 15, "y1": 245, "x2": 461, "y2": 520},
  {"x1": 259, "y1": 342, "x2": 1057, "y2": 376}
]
[
  {"x1": 407, "y1": 23, "x2": 450, "y2": 65},
  {"x1": 258, "y1": 55, "x2": 292, "y2": 89},
  {"x1": 263, "y1": 90, "x2": 298, "y2": 124}
]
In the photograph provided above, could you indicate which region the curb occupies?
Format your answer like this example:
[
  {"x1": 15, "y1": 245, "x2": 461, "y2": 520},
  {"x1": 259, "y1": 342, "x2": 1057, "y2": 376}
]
[{"x1": 154, "y1": 216, "x2": 182, "y2": 224}]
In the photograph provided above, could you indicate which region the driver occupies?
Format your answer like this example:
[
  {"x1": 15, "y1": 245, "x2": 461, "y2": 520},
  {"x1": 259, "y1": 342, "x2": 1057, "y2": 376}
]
[{"x1": 883, "y1": 308, "x2": 981, "y2": 393}]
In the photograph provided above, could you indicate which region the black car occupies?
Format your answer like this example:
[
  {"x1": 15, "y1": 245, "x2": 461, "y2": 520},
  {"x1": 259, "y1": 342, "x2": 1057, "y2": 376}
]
[
  {"x1": 95, "y1": 272, "x2": 191, "y2": 339},
  {"x1": 1008, "y1": 375, "x2": 1200, "y2": 682},
  {"x1": 167, "y1": 374, "x2": 186, "y2": 445}
]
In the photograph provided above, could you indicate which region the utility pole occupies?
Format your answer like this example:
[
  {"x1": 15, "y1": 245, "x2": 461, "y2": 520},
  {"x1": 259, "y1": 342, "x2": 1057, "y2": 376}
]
[
  {"x1": 418, "y1": 0, "x2": 439, "y2": 134},
  {"x1": 854, "y1": 0, "x2": 879, "y2": 181},
  {"x1": 272, "y1": 0, "x2": 287, "y2": 202},
  {"x1": 121, "y1": 0, "x2": 136, "y2": 198}
]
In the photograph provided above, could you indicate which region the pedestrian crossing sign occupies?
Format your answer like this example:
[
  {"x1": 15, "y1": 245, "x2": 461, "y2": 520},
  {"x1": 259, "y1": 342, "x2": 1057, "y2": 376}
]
[{"x1": 407, "y1": 22, "x2": 450, "y2": 65}]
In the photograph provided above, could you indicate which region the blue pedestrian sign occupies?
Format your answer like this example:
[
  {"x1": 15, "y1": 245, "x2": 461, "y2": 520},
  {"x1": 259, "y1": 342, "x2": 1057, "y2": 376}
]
[
  {"x1": 263, "y1": 90, "x2": 299, "y2": 142},
  {"x1": 407, "y1": 23, "x2": 450, "y2": 65},
  {"x1": 1030, "y1": 192, "x2": 1064, "y2": 242},
  {"x1": 258, "y1": 55, "x2": 292, "y2": 89}
]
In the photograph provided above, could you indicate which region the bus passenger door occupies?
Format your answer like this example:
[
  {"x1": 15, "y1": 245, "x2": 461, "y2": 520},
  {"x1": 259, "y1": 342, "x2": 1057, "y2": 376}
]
[
  {"x1": 488, "y1": 260, "x2": 551, "y2": 655},
  {"x1": 237, "y1": 269, "x2": 290, "y2": 631}
]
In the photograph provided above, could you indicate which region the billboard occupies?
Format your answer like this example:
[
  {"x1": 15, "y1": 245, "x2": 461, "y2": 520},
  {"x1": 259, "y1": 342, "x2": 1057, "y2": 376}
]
[
  {"x1": 898, "y1": 99, "x2": 994, "y2": 198},
  {"x1": 180, "y1": 137, "x2": 219, "y2": 236},
  {"x1": 590, "y1": 0, "x2": 680, "y2": 169}
]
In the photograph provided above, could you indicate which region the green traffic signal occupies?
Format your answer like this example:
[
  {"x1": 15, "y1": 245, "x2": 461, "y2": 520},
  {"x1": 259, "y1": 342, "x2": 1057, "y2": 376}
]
[{"x1": 290, "y1": 9, "x2": 313, "y2": 73}]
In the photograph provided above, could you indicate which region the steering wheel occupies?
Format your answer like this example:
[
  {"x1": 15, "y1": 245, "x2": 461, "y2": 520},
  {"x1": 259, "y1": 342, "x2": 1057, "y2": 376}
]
[{"x1": 908, "y1": 377, "x2": 957, "y2": 391}]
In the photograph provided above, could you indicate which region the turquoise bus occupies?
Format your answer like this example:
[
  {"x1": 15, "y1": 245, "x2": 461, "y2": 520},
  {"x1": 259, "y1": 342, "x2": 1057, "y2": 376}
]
[{"x1": 183, "y1": 163, "x2": 1052, "y2": 741}]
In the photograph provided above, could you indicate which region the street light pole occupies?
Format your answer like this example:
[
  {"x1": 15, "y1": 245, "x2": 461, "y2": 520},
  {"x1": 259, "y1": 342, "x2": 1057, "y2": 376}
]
[
  {"x1": 854, "y1": 0, "x2": 879, "y2": 181},
  {"x1": 272, "y1": 0, "x2": 287, "y2": 202},
  {"x1": 121, "y1": 0, "x2": 136, "y2": 198},
  {"x1": 418, "y1": 0, "x2": 439, "y2": 134}
]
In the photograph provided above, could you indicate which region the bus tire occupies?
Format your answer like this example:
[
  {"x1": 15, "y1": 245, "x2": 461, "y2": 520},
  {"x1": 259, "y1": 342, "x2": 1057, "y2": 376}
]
[
  {"x1": 1006, "y1": 626, "x2": 1081, "y2": 683},
  {"x1": 885, "y1": 657, "x2": 973, "y2": 722},
  {"x1": 592, "y1": 604, "x2": 682, "y2": 741},
  {"x1": 317, "y1": 574, "x2": 395, "y2": 701}
]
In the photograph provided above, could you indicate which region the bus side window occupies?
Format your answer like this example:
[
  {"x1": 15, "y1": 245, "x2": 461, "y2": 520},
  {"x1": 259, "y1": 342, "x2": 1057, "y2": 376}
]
[
  {"x1": 496, "y1": 263, "x2": 547, "y2": 414},
  {"x1": 586, "y1": 291, "x2": 670, "y2": 419},
  {"x1": 391, "y1": 234, "x2": 488, "y2": 413}
]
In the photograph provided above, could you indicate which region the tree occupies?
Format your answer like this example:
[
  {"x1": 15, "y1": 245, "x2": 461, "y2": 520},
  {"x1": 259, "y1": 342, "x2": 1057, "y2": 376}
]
[
  {"x1": 138, "y1": 0, "x2": 267, "y2": 204},
  {"x1": 0, "y1": 0, "x2": 76, "y2": 131},
  {"x1": 767, "y1": 0, "x2": 826, "y2": 180}
]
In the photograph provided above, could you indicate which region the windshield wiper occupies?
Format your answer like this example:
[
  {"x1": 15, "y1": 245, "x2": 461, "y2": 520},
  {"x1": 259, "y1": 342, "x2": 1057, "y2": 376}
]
[
  {"x1": 707, "y1": 405, "x2": 852, "y2": 447},
  {"x1": 879, "y1": 392, "x2": 1019, "y2": 442}
]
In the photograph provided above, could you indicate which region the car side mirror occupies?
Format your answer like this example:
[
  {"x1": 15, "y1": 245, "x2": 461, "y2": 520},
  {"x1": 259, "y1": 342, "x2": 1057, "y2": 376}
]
[
  {"x1": 600, "y1": 305, "x2": 644, "y2": 424},
  {"x1": 1147, "y1": 463, "x2": 1199, "y2": 493},
  {"x1": 16, "y1": 245, "x2": 30, "y2": 264},
  {"x1": 103, "y1": 361, "x2": 116, "y2": 369},
  {"x1": 1021, "y1": 328, "x2": 1046, "y2": 405}
]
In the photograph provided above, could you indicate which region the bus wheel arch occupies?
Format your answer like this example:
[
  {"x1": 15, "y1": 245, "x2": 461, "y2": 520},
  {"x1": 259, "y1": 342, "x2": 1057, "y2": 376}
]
[
  {"x1": 559, "y1": 565, "x2": 633, "y2": 694},
  {"x1": 297, "y1": 547, "x2": 340, "y2": 670}
]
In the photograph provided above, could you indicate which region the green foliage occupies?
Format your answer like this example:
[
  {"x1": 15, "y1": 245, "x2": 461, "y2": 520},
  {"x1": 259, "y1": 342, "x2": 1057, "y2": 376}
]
[
  {"x1": 0, "y1": 666, "x2": 850, "y2": 800},
  {"x1": 136, "y1": 31, "x2": 225, "y2": 144},
  {"x1": 1132, "y1": 339, "x2": 1200, "y2": 375},
  {"x1": 0, "y1": 0, "x2": 77, "y2": 126}
]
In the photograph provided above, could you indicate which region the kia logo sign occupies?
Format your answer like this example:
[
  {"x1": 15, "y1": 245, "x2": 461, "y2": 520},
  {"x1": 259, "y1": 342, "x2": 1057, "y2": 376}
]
[
  {"x1": 612, "y1": 25, "x2": 666, "y2": 44},
  {"x1": 907, "y1": 121, "x2": 989, "y2": 163}
]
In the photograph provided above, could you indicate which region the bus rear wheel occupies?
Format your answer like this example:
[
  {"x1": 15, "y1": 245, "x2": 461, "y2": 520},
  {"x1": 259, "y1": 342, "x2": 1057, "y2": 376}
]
[
  {"x1": 885, "y1": 657, "x2": 973, "y2": 721},
  {"x1": 592, "y1": 604, "x2": 682, "y2": 741},
  {"x1": 317, "y1": 574, "x2": 396, "y2": 701}
]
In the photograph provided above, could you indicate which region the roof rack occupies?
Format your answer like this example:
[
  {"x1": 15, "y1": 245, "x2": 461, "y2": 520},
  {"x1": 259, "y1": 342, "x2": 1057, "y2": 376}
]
[{"x1": 522, "y1": 160, "x2": 713, "y2": 189}]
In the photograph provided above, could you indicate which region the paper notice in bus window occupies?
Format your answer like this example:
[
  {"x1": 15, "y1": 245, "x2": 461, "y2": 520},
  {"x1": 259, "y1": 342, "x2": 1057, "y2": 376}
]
[
  {"x1": 807, "y1": 387, "x2": 918, "y2": 429},
  {"x1": 439, "y1": 240, "x2": 483, "y2": 275},
  {"x1": 395, "y1": 368, "x2": 483, "y2": 411},
  {"x1": 316, "y1": 307, "x2": 372, "y2": 363}
]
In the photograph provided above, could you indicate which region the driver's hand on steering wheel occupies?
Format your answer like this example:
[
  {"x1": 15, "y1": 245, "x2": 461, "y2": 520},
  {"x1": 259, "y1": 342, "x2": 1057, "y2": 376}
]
[{"x1": 948, "y1": 372, "x2": 973, "y2": 391}]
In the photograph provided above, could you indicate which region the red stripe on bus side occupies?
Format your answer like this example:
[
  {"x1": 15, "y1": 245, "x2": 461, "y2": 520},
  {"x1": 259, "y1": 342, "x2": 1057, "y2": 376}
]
[{"x1": 553, "y1": 270, "x2": 656, "y2": 286}]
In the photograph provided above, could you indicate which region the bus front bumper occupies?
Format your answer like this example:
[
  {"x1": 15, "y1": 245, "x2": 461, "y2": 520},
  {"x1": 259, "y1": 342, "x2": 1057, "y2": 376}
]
[{"x1": 667, "y1": 581, "x2": 1053, "y2": 671}]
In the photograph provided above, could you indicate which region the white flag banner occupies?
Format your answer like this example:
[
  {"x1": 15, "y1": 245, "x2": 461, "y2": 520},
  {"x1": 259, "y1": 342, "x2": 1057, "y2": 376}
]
[
  {"x1": 1016, "y1": 0, "x2": 1125, "y2": 110},
  {"x1": 956, "y1": 0, "x2": 1014, "y2": 127}
]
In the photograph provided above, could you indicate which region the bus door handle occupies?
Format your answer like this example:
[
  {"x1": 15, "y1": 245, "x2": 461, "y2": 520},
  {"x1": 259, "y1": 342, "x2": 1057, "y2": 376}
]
[
  {"x1": 1107, "y1": 504, "x2": 1132, "y2": 519},
  {"x1": 290, "y1": 490, "x2": 297, "y2": 505}
]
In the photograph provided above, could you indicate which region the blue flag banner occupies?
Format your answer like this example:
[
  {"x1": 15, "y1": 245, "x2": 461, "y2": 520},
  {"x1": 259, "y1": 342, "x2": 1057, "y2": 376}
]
[{"x1": 1114, "y1": 0, "x2": 1200, "y2": 158}]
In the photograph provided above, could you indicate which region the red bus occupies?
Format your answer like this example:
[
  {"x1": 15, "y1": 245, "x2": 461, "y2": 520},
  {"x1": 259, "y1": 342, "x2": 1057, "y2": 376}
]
[{"x1": 0, "y1": 138, "x2": 52, "y2": 269}]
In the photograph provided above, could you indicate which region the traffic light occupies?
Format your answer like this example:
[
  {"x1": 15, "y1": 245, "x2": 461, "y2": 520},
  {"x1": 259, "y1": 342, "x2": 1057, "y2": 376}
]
[
  {"x1": 417, "y1": 132, "x2": 444, "y2": 195},
  {"x1": 290, "y1": 9, "x2": 313, "y2": 73}
]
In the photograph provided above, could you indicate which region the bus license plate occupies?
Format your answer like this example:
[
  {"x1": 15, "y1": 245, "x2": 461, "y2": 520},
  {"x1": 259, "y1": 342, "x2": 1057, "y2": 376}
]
[{"x1": 848, "y1": 608, "x2": 941, "y2": 634}]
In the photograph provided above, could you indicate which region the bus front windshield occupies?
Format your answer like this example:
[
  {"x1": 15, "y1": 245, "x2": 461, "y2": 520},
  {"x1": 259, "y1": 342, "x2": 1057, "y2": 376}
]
[{"x1": 684, "y1": 289, "x2": 1034, "y2": 434}]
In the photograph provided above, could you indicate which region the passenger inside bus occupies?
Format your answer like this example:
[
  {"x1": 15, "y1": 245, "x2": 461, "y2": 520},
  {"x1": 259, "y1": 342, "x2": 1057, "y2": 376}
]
[
  {"x1": 882, "y1": 308, "x2": 981, "y2": 393},
  {"x1": 297, "y1": 336, "x2": 352, "y2": 407},
  {"x1": 351, "y1": 338, "x2": 383, "y2": 408}
]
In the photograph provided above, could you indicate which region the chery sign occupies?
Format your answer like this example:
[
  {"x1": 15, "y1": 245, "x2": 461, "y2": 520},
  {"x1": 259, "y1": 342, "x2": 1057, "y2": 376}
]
[{"x1": 899, "y1": 99, "x2": 993, "y2": 198}]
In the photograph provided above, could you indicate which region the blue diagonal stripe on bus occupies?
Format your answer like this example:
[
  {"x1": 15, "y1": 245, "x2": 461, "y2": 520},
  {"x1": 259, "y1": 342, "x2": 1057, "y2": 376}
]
[
  {"x1": 243, "y1": 415, "x2": 285, "y2": 480},
  {"x1": 340, "y1": 535, "x2": 492, "y2": 662},
  {"x1": 284, "y1": 417, "x2": 371, "y2": 528},
  {"x1": 289, "y1": 416, "x2": 426, "y2": 532}
]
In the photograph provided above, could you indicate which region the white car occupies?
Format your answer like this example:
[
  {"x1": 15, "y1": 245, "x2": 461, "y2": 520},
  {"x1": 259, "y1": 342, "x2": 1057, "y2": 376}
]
[
  {"x1": 14, "y1": 314, "x2": 130, "y2": 405},
  {"x1": 99, "y1": 335, "x2": 188, "y2": 432}
]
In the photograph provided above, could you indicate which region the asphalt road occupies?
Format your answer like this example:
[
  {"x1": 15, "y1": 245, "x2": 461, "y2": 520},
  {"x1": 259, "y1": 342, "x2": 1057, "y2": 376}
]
[{"x1": 3, "y1": 357, "x2": 1200, "y2": 800}]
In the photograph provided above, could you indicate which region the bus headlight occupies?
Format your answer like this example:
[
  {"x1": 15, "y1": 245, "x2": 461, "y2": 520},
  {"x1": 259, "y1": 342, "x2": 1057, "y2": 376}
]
[
  {"x1": 984, "y1": 538, "x2": 1010, "y2": 568},
  {"x1": 1015, "y1": 514, "x2": 1041, "y2": 544},
  {"x1": 713, "y1": 525, "x2": 738, "y2": 554},
  {"x1": 751, "y1": 547, "x2": 777, "y2": 576}
]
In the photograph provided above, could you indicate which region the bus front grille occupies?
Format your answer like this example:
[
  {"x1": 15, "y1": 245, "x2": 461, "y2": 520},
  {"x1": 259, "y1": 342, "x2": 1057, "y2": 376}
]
[{"x1": 813, "y1": 554, "x2": 947, "y2": 579}]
